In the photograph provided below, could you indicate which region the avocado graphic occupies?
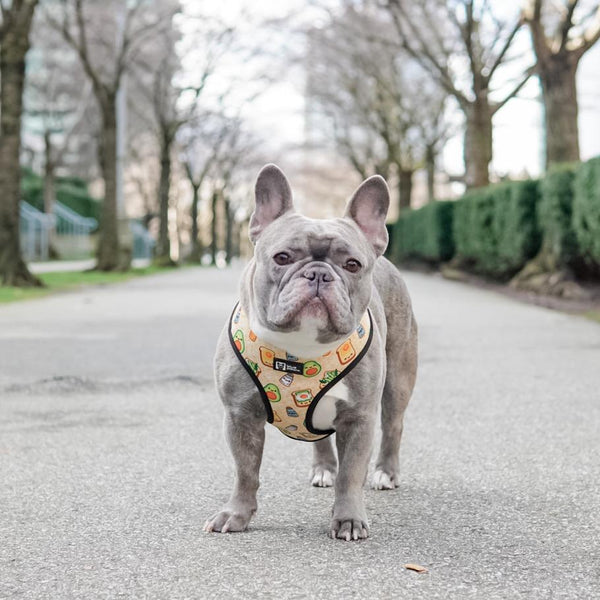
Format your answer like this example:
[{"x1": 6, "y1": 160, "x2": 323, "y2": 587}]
[
  {"x1": 264, "y1": 383, "x2": 281, "y2": 402},
  {"x1": 319, "y1": 369, "x2": 339, "y2": 389},
  {"x1": 245, "y1": 358, "x2": 261, "y2": 376},
  {"x1": 233, "y1": 329, "x2": 245, "y2": 353},
  {"x1": 303, "y1": 360, "x2": 321, "y2": 378}
]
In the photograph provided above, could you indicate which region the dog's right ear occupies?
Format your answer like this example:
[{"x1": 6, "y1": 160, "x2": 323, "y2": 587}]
[{"x1": 249, "y1": 164, "x2": 294, "y2": 243}]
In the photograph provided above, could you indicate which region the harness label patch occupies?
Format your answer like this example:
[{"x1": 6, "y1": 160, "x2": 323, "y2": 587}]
[{"x1": 273, "y1": 358, "x2": 304, "y2": 374}]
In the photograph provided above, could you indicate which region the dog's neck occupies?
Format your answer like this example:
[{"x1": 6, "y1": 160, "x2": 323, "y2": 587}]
[{"x1": 249, "y1": 317, "x2": 345, "y2": 359}]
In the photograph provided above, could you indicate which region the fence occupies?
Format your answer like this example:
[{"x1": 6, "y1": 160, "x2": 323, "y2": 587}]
[
  {"x1": 130, "y1": 220, "x2": 155, "y2": 261},
  {"x1": 20, "y1": 201, "x2": 155, "y2": 262},
  {"x1": 53, "y1": 201, "x2": 98, "y2": 258},
  {"x1": 19, "y1": 202, "x2": 55, "y2": 261}
]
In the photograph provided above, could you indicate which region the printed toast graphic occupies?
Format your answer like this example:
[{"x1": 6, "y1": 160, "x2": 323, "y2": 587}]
[
  {"x1": 292, "y1": 389, "x2": 313, "y2": 407},
  {"x1": 336, "y1": 339, "x2": 356, "y2": 364},
  {"x1": 259, "y1": 346, "x2": 275, "y2": 367}
]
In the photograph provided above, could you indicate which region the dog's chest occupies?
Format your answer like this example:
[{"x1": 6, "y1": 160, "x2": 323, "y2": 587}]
[{"x1": 311, "y1": 381, "x2": 349, "y2": 430}]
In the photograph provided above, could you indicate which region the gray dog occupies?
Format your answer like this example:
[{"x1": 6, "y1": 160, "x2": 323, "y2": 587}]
[{"x1": 204, "y1": 164, "x2": 417, "y2": 541}]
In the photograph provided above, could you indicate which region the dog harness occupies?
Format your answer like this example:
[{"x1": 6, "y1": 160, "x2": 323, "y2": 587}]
[{"x1": 228, "y1": 303, "x2": 373, "y2": 442}]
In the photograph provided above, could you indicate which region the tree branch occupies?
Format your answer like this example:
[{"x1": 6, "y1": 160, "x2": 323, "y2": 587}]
[
  {"x1": 485, "y1": 17, "x2": 524, "y2": 81},
  {"x1": 559, "y1": 0, "x2": 580, "y2": 51},
  {"x1": 491, "y1": 65, "x2": 536, "y2": 114},
  {"x1": 387, "y1": 0, "x2": 469, "y2": 107},
  {"x1": 574, "y1": 6, "x2": 600, "y2": 57}
]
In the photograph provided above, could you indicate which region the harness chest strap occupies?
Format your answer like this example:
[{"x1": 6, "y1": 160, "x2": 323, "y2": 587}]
[{"x1": 228, "y1": 303, "x2": 373, "y2": 442}]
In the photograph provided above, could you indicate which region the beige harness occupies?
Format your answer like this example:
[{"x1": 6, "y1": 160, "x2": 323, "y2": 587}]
[{"x1": 228, "y1": 303, "x2": 373, "y2": 442}]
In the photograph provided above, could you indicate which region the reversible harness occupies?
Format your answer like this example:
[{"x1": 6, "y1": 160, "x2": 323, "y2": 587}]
[{"x1": 228, "y1": 303, "x2": 373, "y2": 442}]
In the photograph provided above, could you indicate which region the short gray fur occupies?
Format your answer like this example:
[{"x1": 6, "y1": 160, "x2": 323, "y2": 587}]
[{"x1": 205, "y1": 164, "x2": 418, "y2": 541}]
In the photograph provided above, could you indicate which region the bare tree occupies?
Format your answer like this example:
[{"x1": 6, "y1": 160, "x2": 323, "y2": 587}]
[
  {"x1": 205, "y1": 117, "x2": 264, "y2": 265},
  {"x1": 48, "y1": 0, "x2": 178, "y2": 270},
  {"x1": 23, "y1": 17, "x2": 96, "y2": 256},
  {"x1": 129, "y1": 16, "x2": 234, "y2": 265},
  {"x1": 385, "y1": 0, "x2": 533, "y2": 188},
  {"x1": 0, "y1": 0, "x2": 41, "y2": 286},
  {"x1": 306, "y1": 6, "x2": 450, "y2": 209},
  {"x1": 178, "y1": 112, "x2": 231, "y2": 263},
  {"x1": 523, "y1": 0, "x2": 600, "y2": 166}
]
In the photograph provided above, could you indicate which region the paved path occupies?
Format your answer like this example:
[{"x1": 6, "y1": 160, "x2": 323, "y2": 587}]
[
  {"x1": 28, "y1": 259, "x2": 151, "y2": 274},
  {"x1": 1, "y1": 266, "x2": 599, "y2": 599}
]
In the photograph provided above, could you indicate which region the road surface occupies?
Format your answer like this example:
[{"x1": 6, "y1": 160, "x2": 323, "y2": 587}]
[{"x1": 1, "y1": 266, "x2": 599, "y2": 599}]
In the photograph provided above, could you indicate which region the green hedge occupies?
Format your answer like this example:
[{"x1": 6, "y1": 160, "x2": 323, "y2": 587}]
[
  {"x1": 453, "y1": 180, "x2": 540, "y2": 279},
  {"x1": 537, "y1": 164, "x2": 579, "y2": 268},
  {"x1": 573, "y1": 157, "x2": 600, "y2": 267},
  {"x1": 392, "y1": 201, "x2": 454, "y2": 264},
  {"x1": 21, "y1": 168, "x2": 101, "y2": 222},
  {"x1": 389, "y1": 156, "x2": 600, "y2": 281}
]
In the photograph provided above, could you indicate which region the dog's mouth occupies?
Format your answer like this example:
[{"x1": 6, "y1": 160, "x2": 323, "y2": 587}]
[
  {"x1": 298, "y1": 295, "x2": 329, "y2": 318},
  {"x1": 267, "y1": 278, "x2": 353, "y2": 338}
]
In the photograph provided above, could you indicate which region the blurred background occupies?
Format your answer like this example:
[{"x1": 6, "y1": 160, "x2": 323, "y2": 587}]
[{"x1": 1, "y1": 0, "x2": 599, "y2": 297}]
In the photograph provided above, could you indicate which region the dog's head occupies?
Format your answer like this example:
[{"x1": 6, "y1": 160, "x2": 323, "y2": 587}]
[{"x1": 244, "y1": 164, "x2": 389, "y2": 351}]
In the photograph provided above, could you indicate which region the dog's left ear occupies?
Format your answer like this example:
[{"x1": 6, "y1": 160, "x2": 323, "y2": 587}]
[
  {"x1": 249, "y1": 164, "x2": 295, "y2": 243},
  {"x1": 344, "y1": 175, "x2": 390, "y2": 257}
]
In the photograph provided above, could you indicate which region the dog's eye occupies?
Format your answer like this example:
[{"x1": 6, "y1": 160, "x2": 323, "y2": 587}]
[
  {"x1": 344, "y1": 259, "x2": 361, "y2": 273},
  {"x1": 273, "y1": 252, "x2": 292, "y2": 266}
]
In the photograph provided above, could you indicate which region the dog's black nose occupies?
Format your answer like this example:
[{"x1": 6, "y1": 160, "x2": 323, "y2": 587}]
[{"x1": 303, "y1": 266, "x2": 334, "y2": 283}]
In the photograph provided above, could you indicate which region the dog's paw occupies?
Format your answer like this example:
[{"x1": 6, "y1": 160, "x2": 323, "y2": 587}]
[
  {"x1": 310, "y1": 465, "x2": 336, "y2": 487},
  {"x1": 371, "y1": 469, "x2": 399, "y2": 490},
  {"x1": 330, "y1": 517, "x2": 369, "y2": 541},
  {"x1": 203, "y1": 510, "x2": 252, "y2": 534}
]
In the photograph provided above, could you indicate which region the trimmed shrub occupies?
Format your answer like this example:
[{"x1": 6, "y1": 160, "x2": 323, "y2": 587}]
[
  {"x1": 453, "y1": 180, "x2": 540, "y2": 279},
  {"x1": 573, "y1": 157, "x2": 600, "y2": 269},
  {"x1": 393, "y1": 201, "x2": 454, "y2": 264},
  {"x1": 536, "y1": 163, "x2": 578, "y2": 268},
  {"x1": 453, "y1": 187, "x2": 496, "y2": 271},
  {"x1": 21, "y1": 168, "x2": 101, "y2": 222},
  {"x1": 56, "y1": 184, "x2": 101, "y2": 221}
]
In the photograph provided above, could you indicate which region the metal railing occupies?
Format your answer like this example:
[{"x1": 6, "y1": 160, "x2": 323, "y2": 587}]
[
  {"x1": 130, "y1": 220, "x2": 155, "y2": 261},
  {"x1": 19, "y1": 202, "x2": 55, "y2": 261},
  {"x1": 20, "y1": 201, "x2": 155, "y2": 262},
  {"x1": 54, "y1": 202, "x2": 98, "y2": 236}
]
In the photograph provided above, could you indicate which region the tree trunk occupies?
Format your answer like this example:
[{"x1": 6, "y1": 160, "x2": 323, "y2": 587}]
[
  {"x1": 0, "y1": 3, "x2": 41, "y2": 287},
  {"x1": 188, "y1": 183, "x2": 202, "y2": 263},
  {"x1": 463, "y1": 98, "x2": 492, "y2": 189},
  {"x1": 425, "y1": 143, "x2": 436, "y2": 203},
  {"x1": 231, "y1": 220, "x2": 240, "y2": 260},
  {"x1": 43, "y1": 130, "x2": 60, "y2": 259},
  {"x1": 210, "y1": 189, "x2": 218, "y2": 266},
  {"x1": 155, "y1": 135, "x2": 172, "y2": 263},
  {"x1": 539, "y1": 54, "x2": 580, "y2": 167},
  {"x1": 225, "y1": 199, "x2": 234, "y2": 265},
  {"x1": 398, "y1": 168, "x2": 414, "y2": 211},
  {"x1": 96, "y1": 100, "x2": 121, "y2": 271}
]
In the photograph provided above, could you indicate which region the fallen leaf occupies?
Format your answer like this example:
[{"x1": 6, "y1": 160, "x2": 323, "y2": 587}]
[{"x1": 404, "y1": 563, "x2": 428, "y2": 573}]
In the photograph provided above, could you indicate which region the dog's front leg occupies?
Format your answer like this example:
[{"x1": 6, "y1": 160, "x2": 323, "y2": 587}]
[
  {"x1": 330, "y1": 409, "x2": 375, "y2": 541},
  {"x1": 204, "y1": 409, "x2": 265, "y2": 533}
]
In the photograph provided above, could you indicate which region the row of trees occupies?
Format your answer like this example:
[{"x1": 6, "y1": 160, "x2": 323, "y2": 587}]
[
  {"x1": 0, "y1": 0, "x2": 264, "y2": 286},
  {"x1": 305, "y1": 0, "x2": 600, "y2": 211}
]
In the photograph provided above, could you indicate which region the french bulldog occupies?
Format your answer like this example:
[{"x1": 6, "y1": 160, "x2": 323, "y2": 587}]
[{"x1": 204, "y1": 164, "x2": 417, "y2": 541}]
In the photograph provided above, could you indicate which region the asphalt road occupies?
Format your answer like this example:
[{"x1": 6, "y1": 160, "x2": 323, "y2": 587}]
[{"x1": 1, "y1": 265, "x2": 599, "y2": 599}]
